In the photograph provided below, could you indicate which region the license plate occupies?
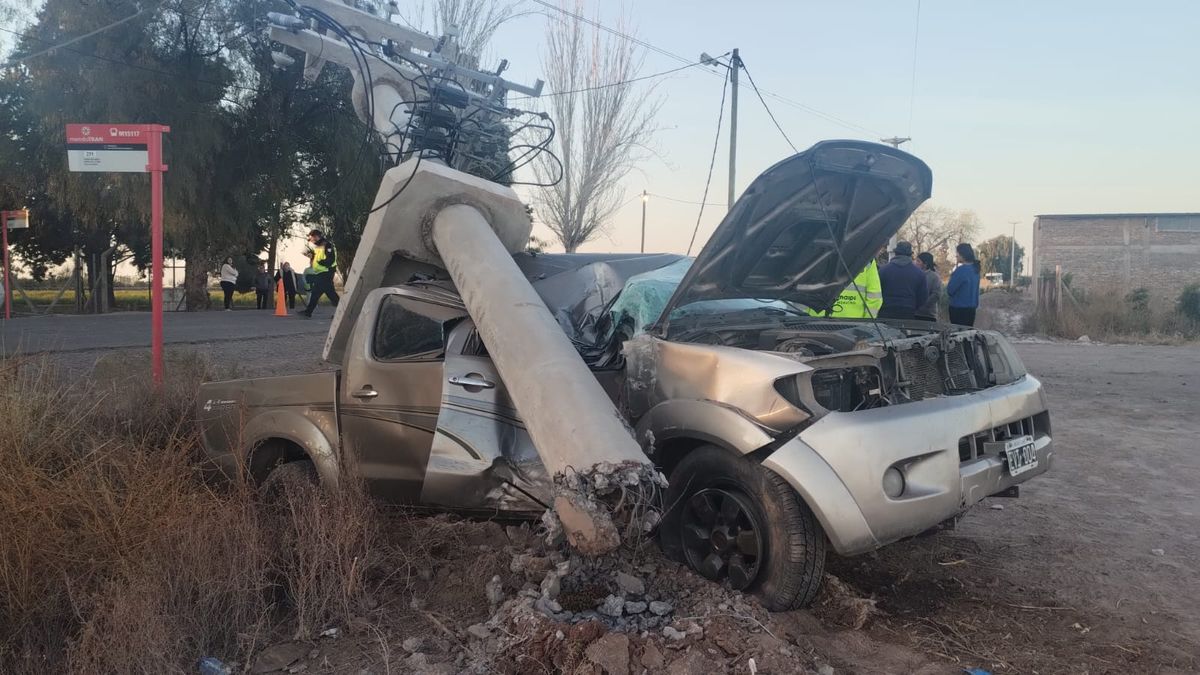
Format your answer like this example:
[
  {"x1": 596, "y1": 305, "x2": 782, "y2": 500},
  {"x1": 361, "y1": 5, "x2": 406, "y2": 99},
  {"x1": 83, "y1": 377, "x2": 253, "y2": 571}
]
[{"x1": 1003, "y1": 435, "x2": 1038, "y2": 476}]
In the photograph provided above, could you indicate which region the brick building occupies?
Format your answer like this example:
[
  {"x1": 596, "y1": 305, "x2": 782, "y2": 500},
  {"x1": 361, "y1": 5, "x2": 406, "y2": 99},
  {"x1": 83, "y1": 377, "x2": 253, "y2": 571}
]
[{"x1": 1031, "y1": 213, "x2": 1200, "y2": 299}]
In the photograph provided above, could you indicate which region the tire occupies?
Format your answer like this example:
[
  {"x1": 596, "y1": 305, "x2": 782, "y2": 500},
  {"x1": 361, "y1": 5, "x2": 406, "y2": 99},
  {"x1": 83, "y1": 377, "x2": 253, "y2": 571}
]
[
  {"x1": 659, "y1": 445, "x2": 827, "y2": 610},
  {"x1": 259, "y1": 460, "x2": 318, "y2": 502}
]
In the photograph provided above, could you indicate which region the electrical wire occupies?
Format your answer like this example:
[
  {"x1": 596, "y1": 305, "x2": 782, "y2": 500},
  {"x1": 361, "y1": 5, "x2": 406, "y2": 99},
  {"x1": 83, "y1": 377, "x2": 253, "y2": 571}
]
[
  {"x1": 510, "y1": 59, "x2": 710, "y2": 101},
  {"x1": 686, "y1": 68, "x2": 729, "y2": 256},
  {"x1": 907, "y1": 0, "x2": 922, "y2": 136},
  {"x1": 529, "y1": 0, "x2": 880, "y2": 136},
  {"x1": 804, "y1": 154, "x2": 892, "y2": 347},
  {"x1": 527, "y1": 0, "x2": 693, "y2": 67},
  {"x1": 740, "y1": 58, "x2": 797, "y2": 153},
  {"x1": 0, "y1": 25, "x2": 265, "y2": 93},
  {"x1": 3, "y1": 1, "x2": 159, "y2": 67},
  {"x1": 647, "y1": 192, "x2": 723, "y2": 207}
]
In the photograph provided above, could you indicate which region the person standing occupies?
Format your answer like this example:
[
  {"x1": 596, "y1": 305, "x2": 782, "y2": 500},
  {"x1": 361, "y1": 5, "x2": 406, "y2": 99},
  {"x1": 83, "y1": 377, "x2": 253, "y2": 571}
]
[
  {"x1": 810, "y1": 258, "x2": 883, "y2": 318},
  {"x1": 946, "y1": 243, "x2": 981, "y2": 326},
  {"x1": 914, "y1": 252, "x2": 943, "y2": 322},
  {"x1": 275, "y1": 261, "x2": 299, "y2": 310},
  {"x1": 219, "y1": 257, "x2": 238, "y2": 311},
  {"x1": 877, "y1": 240, "x2": 927, "y2": 320},
  {"x1": 253, "y1": 263, "x2": 272, "y2": 310},
  {"x1": 299, "y1": 229, "x2": 339, "y2": 318}
]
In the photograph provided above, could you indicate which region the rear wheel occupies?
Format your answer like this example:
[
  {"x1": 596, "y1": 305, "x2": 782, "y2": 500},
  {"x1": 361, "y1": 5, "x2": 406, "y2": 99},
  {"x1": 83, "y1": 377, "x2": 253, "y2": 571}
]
[
  {"x1": 259, "y1": 459, "x2": 318, "y2": 502},
  {"x1": 660, "y1": 445, "x2": 827, "y2": 610}
]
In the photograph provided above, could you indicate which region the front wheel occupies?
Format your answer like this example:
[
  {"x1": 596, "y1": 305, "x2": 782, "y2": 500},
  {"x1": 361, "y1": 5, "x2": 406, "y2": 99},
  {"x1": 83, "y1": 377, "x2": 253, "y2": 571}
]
[{"x1": 660, "y1": 446, "x2": 827, "y2": 610}]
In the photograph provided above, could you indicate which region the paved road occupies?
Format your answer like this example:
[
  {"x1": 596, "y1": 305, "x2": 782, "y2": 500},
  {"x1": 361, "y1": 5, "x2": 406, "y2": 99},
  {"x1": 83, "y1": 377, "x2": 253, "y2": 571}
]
[{"x1": 0, "y1": 310, "x2": 332, "y2": 356}]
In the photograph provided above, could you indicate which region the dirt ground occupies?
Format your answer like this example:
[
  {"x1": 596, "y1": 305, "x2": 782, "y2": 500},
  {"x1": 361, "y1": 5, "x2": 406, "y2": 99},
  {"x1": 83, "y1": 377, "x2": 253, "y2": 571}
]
[{"x1": 42, "y1": 322, "x2": 1200, "y2": 674}]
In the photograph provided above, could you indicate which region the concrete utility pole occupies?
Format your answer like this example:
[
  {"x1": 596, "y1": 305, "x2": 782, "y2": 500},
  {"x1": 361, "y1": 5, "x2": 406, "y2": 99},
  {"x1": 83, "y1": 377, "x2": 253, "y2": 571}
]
[
  {"x1": 640, "y1": 190, "x2": 648, "y2": 253},
  {"x1": 701, "y1": 49, "x2": 740, "y2": 212},
  {"x1": 269, "y1": 1, "x2": 658, "y2": 555},
  {"x1": 1009, "y1": 220, "x2": 1020, "y2": 287}
]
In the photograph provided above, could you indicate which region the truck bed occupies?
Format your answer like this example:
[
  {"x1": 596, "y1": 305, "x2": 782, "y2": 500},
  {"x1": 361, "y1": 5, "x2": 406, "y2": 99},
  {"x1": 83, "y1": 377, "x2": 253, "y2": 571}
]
[{"x1": 198, "y1": 371, "x2": 340, "y2": 479}]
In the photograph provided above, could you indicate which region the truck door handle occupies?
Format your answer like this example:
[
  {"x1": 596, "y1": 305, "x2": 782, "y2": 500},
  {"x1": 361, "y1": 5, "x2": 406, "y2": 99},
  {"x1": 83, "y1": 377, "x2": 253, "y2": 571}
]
[
  {"x1": 448, "y1": 375, "x2": 495, "y2": 390},
  {"x1": 351, "y1": 386, "x2": 379, "y2": 399}
]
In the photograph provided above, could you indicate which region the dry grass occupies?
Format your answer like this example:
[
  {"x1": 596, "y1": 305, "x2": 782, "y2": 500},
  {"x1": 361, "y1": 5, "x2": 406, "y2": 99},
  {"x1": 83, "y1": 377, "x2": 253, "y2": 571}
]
[
  {"x1": 0, "y1": 354, "x2": 381, "y2": 674},
  {"x1": 1032, "y1": 284, "x2": 1199, "y2": 344}
]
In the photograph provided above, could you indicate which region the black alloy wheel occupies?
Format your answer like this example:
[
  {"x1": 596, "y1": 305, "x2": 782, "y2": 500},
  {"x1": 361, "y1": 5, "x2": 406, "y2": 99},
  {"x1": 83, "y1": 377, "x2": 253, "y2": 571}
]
[{"x1": 680, "y1": 487, "x2": 764, "y2": 590}]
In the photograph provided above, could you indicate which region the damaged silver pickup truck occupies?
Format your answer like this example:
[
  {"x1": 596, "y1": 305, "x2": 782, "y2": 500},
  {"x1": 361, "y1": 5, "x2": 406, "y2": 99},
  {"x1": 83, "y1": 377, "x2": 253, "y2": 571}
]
[{"x1": 199, "y1": 141, "x2": 1053, "y2": 610}]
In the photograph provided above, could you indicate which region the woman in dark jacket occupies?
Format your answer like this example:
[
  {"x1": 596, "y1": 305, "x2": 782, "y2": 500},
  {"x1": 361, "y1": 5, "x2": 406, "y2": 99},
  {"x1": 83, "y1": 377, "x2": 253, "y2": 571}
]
[
  {"x1": 946, "y1": 243, "x2": 981, "y2": 326},
  {"x1": 914, "y1": 252, "x2": 943, "y2": 321}
]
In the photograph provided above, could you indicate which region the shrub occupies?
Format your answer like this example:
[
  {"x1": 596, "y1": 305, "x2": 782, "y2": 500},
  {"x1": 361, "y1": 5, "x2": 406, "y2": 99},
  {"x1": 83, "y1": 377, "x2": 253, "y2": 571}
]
[
  {"x1": 0, "y1": 356, "x2": 380, "y2": 674},
  {"x1": 1125, "y1": 287, "x2": 1151, "y2": 314},
  {"x1": 1178, "y1": 283, "x2": 1200, "y2": 324}
]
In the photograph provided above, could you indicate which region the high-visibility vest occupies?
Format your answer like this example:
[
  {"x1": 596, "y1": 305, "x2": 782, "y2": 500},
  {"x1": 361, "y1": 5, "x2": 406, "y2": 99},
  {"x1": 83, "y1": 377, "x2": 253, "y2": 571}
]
[
  {"x1": 312, "y1": 242, "x2": 336, "y2": 274},
  {"x1": 810, "y1": 260, "x2": 883, "y2": 318}
]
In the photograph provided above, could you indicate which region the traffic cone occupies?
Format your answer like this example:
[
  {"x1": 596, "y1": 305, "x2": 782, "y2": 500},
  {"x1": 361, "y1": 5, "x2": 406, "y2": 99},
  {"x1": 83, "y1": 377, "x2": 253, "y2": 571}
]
[{"x1": 274, "y1": 278, "x2": 287, "y2": 316}]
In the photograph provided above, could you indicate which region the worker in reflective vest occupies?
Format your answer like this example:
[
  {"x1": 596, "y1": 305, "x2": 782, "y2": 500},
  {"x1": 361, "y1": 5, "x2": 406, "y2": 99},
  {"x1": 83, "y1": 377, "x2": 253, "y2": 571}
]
[
  {"x1": 299, "y1": 229, "x2": 339, "y2": 318},
  {"x1": 811, "y1": 259, "x2": 883, "y2": 319}
]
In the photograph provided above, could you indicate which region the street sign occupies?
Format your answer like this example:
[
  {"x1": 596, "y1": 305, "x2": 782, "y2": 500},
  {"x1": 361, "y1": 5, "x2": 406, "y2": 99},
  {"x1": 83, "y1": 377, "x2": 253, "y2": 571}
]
[
  {"x1": 65, "y1": 124, "x2": 152, "y2": 173},
  {"x1": 63, "y1": 123, "x2": 170, "y2": 383},
  {"x1": 3, "y1": 209, "x2": 28, "y2": 230}
]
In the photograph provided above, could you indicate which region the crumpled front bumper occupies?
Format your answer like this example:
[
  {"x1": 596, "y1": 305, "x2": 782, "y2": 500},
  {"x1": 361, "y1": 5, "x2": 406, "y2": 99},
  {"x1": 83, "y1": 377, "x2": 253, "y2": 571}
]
[{"x1": 762, "y1": 375, "x2": 1053, "y2": 556}]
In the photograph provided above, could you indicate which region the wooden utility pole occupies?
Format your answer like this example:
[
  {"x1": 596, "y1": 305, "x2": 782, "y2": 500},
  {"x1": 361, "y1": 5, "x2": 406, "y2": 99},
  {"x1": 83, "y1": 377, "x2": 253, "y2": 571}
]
[
  {"x1": 1008, "y1": 220, "x2": 1020, "y2": 287},
  {"x1": 727, "y1": 48, "x2": 740, "y2": 212},
  {"x1": 640, "y1": 190, "x2": 648, "y2": 253}
]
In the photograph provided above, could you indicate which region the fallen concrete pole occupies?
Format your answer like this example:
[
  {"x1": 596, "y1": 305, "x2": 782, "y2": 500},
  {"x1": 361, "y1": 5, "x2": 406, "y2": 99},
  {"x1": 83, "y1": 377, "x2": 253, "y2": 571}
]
[
  {"x1": 324, "y1": 159, "x2": 660, "y2": 555},
  {"x1": 431, "y1": 203, "x2": 661, "y2": 554}
]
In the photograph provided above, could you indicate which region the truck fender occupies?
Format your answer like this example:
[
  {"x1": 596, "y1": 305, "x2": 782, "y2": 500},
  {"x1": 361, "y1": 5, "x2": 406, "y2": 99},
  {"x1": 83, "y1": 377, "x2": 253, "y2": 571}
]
[
  {"x1": 762, "y1": 437, "x2": 878, "y2": 555},
  {"x1": 242, "y1": 410, "x2": 341, "y2": 489},
  {"x1": 634, "y1": 399, "x2": 776, "y2": 457}
]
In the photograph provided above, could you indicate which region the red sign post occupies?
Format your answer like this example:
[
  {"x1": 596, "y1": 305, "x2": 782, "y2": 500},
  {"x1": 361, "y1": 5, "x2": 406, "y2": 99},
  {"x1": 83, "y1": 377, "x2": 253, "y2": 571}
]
[{"x1": 66, "y1": 123, "x2": 169, "y2": 384}]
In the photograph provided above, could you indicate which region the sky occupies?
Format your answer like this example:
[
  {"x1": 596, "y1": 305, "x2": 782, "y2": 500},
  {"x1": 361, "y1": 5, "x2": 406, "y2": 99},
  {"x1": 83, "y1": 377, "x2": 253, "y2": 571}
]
[
  {"x1": 5, "y1": 0, "x2": 1198, "y2": 272},
  {"x1": 440, "y1": 0, "x2": 1200, "y2": 265}
]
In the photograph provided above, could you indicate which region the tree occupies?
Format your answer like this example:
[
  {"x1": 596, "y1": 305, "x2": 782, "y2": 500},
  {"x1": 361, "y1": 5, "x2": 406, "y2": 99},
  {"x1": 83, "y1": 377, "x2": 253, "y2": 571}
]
[
  {"x1": 409, "y1": 0, "x2": 528, "y2": 62},
  {"x1": 977, "y1": 234, "x2": 1025, "y2": 283},
  {"x1": 532, "y1": 1, "x2": 659, "y2": 253},
  {"x1": 897, "y1": 204, "x2": 982, "y2": 271}
]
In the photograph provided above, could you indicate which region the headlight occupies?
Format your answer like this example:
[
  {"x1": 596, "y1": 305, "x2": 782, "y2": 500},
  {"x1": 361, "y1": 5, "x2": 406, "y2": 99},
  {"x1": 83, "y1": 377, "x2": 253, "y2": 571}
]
[{"x1": 775, "y1": 366, "x2": 885, "y2": 414}]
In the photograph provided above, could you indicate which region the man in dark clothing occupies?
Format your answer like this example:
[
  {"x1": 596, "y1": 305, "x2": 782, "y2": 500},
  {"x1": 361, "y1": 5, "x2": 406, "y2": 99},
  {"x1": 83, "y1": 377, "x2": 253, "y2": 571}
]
[
  {"x1": 300, "y1": 229, "x2": 339, "y2": 318},
  {"x1": 877, "y1": 240, "x2": 927, "y2": 320},
  {"x1": 253, "y1": 264, "x2": 272, "y2": 310}
]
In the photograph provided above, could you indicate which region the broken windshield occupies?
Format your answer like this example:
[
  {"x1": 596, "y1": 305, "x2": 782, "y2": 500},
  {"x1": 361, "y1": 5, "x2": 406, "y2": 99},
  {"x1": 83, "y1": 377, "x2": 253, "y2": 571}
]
[{"x1": 607, "y1": 258, "x2": 797, "y2": 338}]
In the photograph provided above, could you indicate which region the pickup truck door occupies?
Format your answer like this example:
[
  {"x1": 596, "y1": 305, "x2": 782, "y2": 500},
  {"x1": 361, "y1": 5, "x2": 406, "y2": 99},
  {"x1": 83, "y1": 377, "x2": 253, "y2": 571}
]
[
  {"x1": 340, "y1": 289, "x2": 466, "y2": 502},
  {"x1": 419, "y1": 320, "x2": 549, "y2": 514}
]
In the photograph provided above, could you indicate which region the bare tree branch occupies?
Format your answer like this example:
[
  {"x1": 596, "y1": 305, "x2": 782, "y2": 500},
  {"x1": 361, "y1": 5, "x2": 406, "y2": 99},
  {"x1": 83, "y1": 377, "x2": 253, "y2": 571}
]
[
  {"x1": 410, "y1": 0, "x2": 530, "y2": 62},
  {"x1": 532, "y1": 1, "x2": 659, "y2": 253},
  {"x1": 898, "y1": 203, "x2": 982, "y2": 269}
]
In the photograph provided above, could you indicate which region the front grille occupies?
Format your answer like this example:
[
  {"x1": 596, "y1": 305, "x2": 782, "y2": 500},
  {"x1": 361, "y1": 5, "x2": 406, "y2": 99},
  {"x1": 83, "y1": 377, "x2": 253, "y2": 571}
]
[
  {"x1": 898, "y1": 348, "x2": 945, "y2": 399},
  {"x1": 958, "y1": 415, "x2": 1042, "y2": 462},
  {"x1": 896, "y1": 340, "x2": 985, "y2": 401},
  {"x1": 945, "y1": 343, "x2": 977, "y2": 390}
]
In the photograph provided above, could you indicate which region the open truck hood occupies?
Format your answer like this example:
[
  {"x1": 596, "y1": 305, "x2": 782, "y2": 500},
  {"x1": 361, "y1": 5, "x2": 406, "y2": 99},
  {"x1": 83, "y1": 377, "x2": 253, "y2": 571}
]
[{"x1": 655, "y1": 140, "x2": 932, "y2": 330}]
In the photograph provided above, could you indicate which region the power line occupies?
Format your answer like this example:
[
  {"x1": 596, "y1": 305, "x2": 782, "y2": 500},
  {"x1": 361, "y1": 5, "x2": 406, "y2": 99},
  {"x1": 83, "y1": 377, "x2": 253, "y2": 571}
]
[
  {"x1": 907, "y1": 0, "x2": 922, "y2": 136},
  {"x1": 0, "y1": 25, "x2": 264, "y2": 93},
  {"x1": 511, "y1": 58, "x2": 711, "y2": 101},
  {"x1": 3, "y1": 2, "x2": 159, "y2": 68},
  {"x1": 646, "y1": 192, "x2": 723, "y2": 207},
  {"x1": 529, "y1": 0, "x2": 879, "y2": 137},
  {"x1": 528, "y1": 0, "x2": 693, "y2": 67},
  {"x1": 686, "y1": 69, "x2": 729, "y2": 256},
  {"x1": 739, "y1": 59, "x2": 797, "y2": 153}
]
